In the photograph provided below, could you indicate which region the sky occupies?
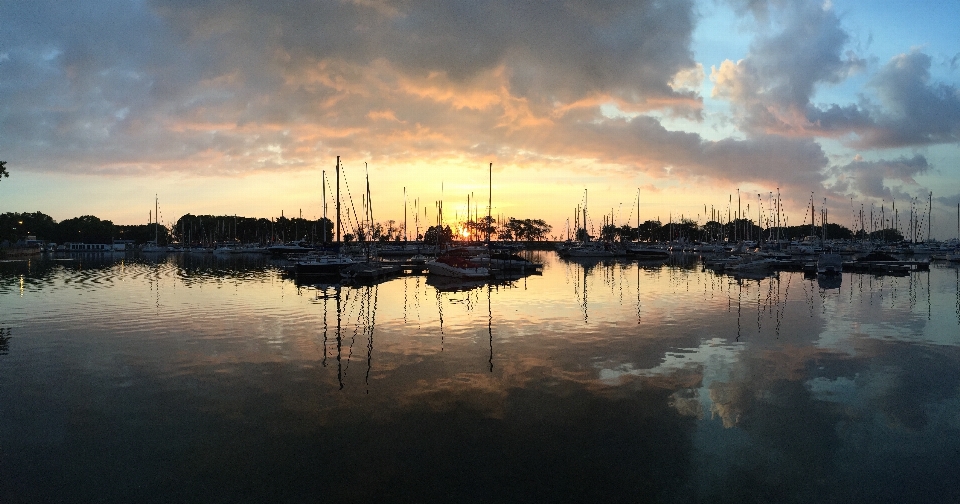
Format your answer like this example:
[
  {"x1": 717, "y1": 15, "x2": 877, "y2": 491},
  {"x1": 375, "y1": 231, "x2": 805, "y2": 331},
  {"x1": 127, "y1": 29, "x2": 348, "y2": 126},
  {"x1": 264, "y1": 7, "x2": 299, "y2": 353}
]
[{"x1": 2, "y1": 0, "x2": 959, "y2": 240}]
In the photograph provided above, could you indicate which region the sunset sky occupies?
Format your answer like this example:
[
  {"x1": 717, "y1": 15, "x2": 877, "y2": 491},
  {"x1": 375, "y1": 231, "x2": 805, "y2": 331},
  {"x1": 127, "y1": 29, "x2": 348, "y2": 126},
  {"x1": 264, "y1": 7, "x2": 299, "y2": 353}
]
[{"x1": 2, "y1": 0, "x2": 959, "y2": 239}]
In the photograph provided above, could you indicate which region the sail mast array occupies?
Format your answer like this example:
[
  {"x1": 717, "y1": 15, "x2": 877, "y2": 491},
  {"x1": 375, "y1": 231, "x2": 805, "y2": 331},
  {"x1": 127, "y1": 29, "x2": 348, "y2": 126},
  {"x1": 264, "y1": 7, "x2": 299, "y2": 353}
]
[{"x1": 315, "y1": 157, "x2": 949, "y2": 247}]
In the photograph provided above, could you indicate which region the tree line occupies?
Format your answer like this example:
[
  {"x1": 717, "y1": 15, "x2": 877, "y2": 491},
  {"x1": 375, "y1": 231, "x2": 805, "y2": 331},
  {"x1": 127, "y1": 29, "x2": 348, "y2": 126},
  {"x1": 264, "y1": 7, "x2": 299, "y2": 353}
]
[
  {"x1": 0, "y1": 211, "x2": 556, "y2": 246},
  {"x1": 3, "y1": 210, "x2": 917, "y2": 247},
  {"x1": 588, "y1": 218, "x2": 905, "y2": 243},
  {"x1": 0, "y1": 212, "x2": 340, "y2": 246}
]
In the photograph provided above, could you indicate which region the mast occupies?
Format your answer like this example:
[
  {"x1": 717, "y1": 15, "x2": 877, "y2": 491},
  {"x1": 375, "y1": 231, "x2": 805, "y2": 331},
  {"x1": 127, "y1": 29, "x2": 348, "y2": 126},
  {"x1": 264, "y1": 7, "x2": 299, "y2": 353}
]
[
  {"x1": 776, "y1": 188, "x2": 781, "y2": 245},
  {"x1": 322, "y1": 170, "x2": 327, "y2": 245},
  {"x1": 335, "y1": 156, "x2": 341, "y2": 243},
  {"x1": 155, "y1": 195, "x2": 159, "y2": 243},
  {"x1": 487, "y1": 162, "x2": 492, "y2": 243},
  {"x1": 823, "y1": 198, "x2": 828, "y2": 243},
  {"x1": 584, "y1": 189, "x2": 588, "y2": 240},
  {"x1": 810, "y1": 193, "x2": 815, "y2": 239},
  {"x1": 365, "y1": 162, "x2": 372, "y2": 240},
  {"x1": 734, "y1": 187, "x2": 743, "y2": 241},
  {"x1": 758, "y1": 194, "x2": 762, "y2": 246}
]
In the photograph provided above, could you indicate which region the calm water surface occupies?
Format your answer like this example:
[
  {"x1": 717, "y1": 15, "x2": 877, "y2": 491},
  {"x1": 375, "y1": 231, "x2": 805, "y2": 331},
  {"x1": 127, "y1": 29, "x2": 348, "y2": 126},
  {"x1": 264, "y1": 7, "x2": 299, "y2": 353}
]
[{"x1": 2, "y1": 252, "x2": 959, "y2": 503}]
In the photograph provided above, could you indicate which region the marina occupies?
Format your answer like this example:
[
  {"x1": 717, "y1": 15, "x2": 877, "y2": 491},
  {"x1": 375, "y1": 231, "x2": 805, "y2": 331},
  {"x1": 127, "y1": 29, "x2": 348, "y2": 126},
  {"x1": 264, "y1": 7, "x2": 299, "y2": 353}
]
[
  {"x1": 2, "y1": 250, "x2": 959, "y2": 502},
  {"x1": 4, "y1": 0, "x2": 960, "y2": 501}
]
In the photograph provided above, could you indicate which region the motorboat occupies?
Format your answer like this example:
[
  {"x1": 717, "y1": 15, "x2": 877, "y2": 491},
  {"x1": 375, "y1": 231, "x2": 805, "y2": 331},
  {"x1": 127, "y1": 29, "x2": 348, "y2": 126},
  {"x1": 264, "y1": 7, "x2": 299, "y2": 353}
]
[
  {"x1": 295, "y1": 254, "x2": 355, "y2": 276},
  {"x1": 427, "y1": 248, "x2": 489, "y2": 278}
]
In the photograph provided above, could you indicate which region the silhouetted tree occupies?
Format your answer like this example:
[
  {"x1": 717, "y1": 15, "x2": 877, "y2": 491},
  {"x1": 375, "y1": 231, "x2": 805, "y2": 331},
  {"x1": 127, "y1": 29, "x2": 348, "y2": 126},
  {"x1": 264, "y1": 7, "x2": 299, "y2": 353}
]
[
  {"x1": 57, "y1": 216, "x2": 117, "y2": 244},
  {"x1": 637, "y1": 220, "x2": 662, "y2": 242},
  {"x1": 503, "y1": 218, "x2": 552, "y2": 241},
  {"x1": 423, "y1": 225, "x2": 453, "y2": 246},
  {"x1": 0, "y1": 212, "x2": 57, "y2": 243},
  {"x1": 0, "y1": 161, "x2": 8, "y2": 182}
]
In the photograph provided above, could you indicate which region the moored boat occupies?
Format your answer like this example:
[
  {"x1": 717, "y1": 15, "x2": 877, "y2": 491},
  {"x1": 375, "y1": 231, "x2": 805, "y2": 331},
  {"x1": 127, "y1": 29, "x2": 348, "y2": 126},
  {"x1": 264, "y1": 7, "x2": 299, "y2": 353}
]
[
  {"x1": 817, "y1": 253, "x2": 842, "y2": 274},
  {"x1": 625, "y1": 244, "x2": 670, "y2": 260},
  {"x1": 427, "y1": 248, "x2": 489, "y2": 278},
  {"x1": 295, "y1": 254, "x2": 355, "y2": 276},
  {"x1": 488, "y1": 251, "x2": 542, "y2": 272}
]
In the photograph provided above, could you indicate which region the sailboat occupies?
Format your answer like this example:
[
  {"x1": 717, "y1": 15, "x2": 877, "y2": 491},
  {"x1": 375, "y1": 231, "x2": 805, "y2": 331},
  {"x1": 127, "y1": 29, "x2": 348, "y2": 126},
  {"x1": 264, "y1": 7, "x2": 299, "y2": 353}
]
[
  {"x1": 294, "y1": 156, "x2": 355, "y2": 276},
  {"x1": 142, "y1": 195, "x2": 168, "y2": 253}
]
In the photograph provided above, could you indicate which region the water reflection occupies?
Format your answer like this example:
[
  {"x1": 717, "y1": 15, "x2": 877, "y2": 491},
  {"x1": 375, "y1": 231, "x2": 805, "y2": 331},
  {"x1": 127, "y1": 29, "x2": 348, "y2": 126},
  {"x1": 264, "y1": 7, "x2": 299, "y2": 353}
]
[
  {"x1": 0, "y1": 326, "x2": 10, "y2": 356},
  {"x1": 2, "y1": 253, "x2": 959, "y2": 502}
]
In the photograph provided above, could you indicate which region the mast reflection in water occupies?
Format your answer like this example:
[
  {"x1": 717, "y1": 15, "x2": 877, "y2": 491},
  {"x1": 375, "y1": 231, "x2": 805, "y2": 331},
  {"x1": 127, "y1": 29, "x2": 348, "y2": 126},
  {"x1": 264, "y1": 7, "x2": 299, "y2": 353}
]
[{"x1": 1, "y1": 253, "x2": 958, "y2": 503}]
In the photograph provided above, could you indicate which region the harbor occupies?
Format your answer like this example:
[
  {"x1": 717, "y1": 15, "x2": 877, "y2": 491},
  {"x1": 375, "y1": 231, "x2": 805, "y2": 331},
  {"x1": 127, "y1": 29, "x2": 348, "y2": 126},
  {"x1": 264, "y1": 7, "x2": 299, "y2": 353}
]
[{"x1": 2, "y1": 250, "x2": 959, "y2": 502}]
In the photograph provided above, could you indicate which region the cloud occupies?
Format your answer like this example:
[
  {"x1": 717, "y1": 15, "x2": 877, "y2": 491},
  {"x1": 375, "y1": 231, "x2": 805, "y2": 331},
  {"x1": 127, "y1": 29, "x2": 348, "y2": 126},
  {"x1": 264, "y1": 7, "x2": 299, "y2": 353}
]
[
  {"x1": 0, "y1": 0, "x2": 709, "y2": 178},
  {"x1": 709, "y1": 1, "x2": 960, "y2": 148},
  {"x1": 804, "y1": 51, "x2": 960, "y2": 148},
  {"x1": 710, "y1": 0, "x2": 864, "y2": 135},
  {"x1": 827, "y1": 154, "x2": 929, "y2": 199},
  {"x1": 542, "y1": 115, "x2": 830, "y2": 192},
  {"x1": 856, "y1": 51, "x2": 960, "y2": 147}
]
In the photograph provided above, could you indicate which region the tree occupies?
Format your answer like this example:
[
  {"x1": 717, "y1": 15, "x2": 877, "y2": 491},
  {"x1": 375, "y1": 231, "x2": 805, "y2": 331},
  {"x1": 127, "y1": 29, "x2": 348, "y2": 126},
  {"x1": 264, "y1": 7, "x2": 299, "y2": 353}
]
[
  {"x1": 637, "y1": 220, "x2": 662, "y2": 242},
  {"x1": 56, "y1": 215, "x2": 117, "y2": 244},
  {"x1": 600, "y1": 224, "x2": 618, "y2": 242},
  {"x1": 617, "y1": 224, "x2": 639, "y2": 242},
  {"x1": 423, "y1": 225, "x2": 453, "y2": 246},
  {"x1": 0, "y1": 161, "x2": 8, "y2": 182},
  {"x1": 503, "y1": 218, "x2": 552, "y2": 241},
  {"x1": 0, "y1": 212, "x2": 56, "y2": 243}
]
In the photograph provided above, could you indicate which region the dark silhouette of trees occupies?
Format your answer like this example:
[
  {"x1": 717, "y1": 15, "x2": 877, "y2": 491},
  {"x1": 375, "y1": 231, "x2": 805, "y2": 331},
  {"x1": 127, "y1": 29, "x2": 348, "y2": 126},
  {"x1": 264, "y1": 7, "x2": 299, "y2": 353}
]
[
  {"x1": 503, "y1": 218, "x2": 552, "y2": 241},
  {"x1": 172, "y1": 214, "x2": 333, "y2": 245},
  {"x1": 56, "y1": 216, "x2": 117, "y2": 244},
  {"x1": 423, "y1": 225, "x2": 453, "y2": 246},
  {"x1": 0, "y1": 161, "x2": 8, "y2": 182},
  {"x1": 0, "y1": 212, "x2": 57, "y2": 243}
]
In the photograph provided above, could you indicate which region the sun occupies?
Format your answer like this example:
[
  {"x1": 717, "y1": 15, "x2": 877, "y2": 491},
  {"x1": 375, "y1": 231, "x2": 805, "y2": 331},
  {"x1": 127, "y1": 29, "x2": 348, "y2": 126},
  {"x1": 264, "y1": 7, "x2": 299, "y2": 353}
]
[{"x1": 459, "y1": 228, "x2": 471, "y2": 239}]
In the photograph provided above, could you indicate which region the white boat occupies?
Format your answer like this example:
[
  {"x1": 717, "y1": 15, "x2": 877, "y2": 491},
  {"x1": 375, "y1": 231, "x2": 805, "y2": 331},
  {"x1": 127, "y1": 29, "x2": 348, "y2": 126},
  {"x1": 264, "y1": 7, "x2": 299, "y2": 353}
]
[
  {"x1": 142, "y1": 241, "x2": 168, "y2": 253},
  {"x1": 427, "y1": 249, "x2": 489, "y2": 278},
  {"x1": 295, "y1": 254, "x2": 355, "y2": 275},
  {"x1": 213, "y1": 243, "x2": 238, "y2": 254}
]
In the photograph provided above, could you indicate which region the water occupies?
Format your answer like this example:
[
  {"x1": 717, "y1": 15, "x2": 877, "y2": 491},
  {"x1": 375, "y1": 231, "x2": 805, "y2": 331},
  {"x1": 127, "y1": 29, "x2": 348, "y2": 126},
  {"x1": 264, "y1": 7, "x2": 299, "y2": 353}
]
[{"x1": 2, "y1": 252, "x2": 959, "y2": 503}]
